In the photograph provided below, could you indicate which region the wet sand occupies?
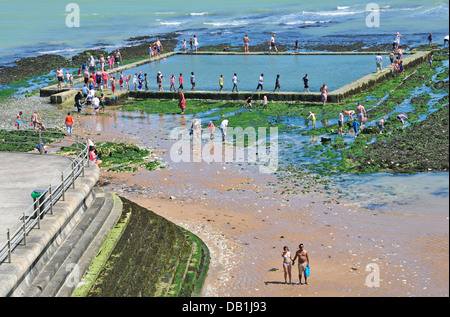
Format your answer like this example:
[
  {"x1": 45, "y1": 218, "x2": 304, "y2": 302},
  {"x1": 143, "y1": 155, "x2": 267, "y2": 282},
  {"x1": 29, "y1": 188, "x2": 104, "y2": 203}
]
[{"x1": 77, "y1": 110, "x2": 448, "y2": 297}]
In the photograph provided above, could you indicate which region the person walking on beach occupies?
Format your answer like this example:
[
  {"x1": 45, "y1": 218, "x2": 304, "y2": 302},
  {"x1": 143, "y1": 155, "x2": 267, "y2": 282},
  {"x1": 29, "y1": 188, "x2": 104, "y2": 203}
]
[
  {"x1": 273, "y1": 74, "x2": 281, "y2": 92},
  {"x1": 243, "y1": 34, "x2": 250, "y2": 53},
  {"x1": 256, "y1": 74, "x2": 264, "y2": 92},
  {"x1": 31, "y1": 111, "x2": 39, "y2": 130},
  {"x1": 444, "y1": 35, "x2": 449, "y2": 47},
  {"x1": 338, "y1": 110, "x2": 344, "y2": 136},
  {"x1": 356, "y1": 103, "x2": 366, "y2": 124},
  {"x1": 375, "y1": 52, "x2": 383, "y2": 72},
  {"x1": 393, "y1": 32, "x2": 402, "y2": 50},
  {"x1": 232, "y1": 73, "x2": 239, "y2": 92},
  {"x1": 65, "y1": 112, "x2": 74, "y2": 135},
  {"x1": 378, "y1": 117, "x2": 385, "y2": 134},
  {"x1": 429, "y1": 52, "x2": 434, "y2": 70},
  {"x1": 15, "y1": 112, "x2": 22, "y2": 130},
  {"x1": 292, "y1": 243, "x2": 310, "y2": 285},
  {"x1": 190, "y1": 72, "x2": 196, "y2": 92},
  {"x1": 178, "y1": 89, "x2": 186, "y2": 114},
  {"x1": 208, "y1": 121, "x2": 215, "y2": 139},
  {"x1": 302, "y1": 74, "x2": 310, "y2": 92},
  {"x1": 220, "y1": 118, "x2": 229, "y2": 141},
  {"x1": 281, "y1": 246, "x2": 294, "y2": 285},
  {"x1": 352, "y1": 119, "x2": 360, "y2": 137},
  {"x1": 179, "y1": 73, "x2": 184, "y2": 90},
  {"x1": 269, "y1": 33, "x2": 278, "y2": 53},
  {"x1": 428, "y1": 33, "x2": 433, "y2": 47},
  {"x1": 308, "y1": 111, "x2": 316, "y2": 129},
  {"x1": 397, "y1": 113, "x2": 408, "y2": 128},
  {"x1": 320, "y1": 83, "x2": 328, "y2": 106},
  {"x1": 263, "y1": 94, "x2": 268, "y2": 110},
  {"x1": 56, "y1": 67, "x2": 64, "y2": 89}
]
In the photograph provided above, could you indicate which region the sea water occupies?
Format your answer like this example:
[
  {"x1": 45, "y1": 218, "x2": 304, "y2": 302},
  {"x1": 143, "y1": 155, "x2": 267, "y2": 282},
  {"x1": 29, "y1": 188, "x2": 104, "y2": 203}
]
[
  {"x1": 0, "y1": 0, "x2": 448, "y2": 66},
  {"x1": 116, "y1": 54, "x2": 377, "y2": 92}
]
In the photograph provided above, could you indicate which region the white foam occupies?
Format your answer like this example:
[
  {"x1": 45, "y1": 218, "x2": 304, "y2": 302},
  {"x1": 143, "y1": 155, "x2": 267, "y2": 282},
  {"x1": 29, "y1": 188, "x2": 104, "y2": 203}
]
[
  {"x1": 160, "y1": 21, "x2": 184, "y2": 26},
  {"x1": 190, "y1": 12, "x2": 208, "y2": 16}
]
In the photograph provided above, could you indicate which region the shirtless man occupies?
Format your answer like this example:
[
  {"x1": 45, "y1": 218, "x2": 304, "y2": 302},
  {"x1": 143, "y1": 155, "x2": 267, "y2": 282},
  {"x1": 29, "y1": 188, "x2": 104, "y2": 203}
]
[
  {"x1": 292, "y1": 243, "x2": 310, "y2": 285},
  {"x1": 243, "y1": 34, "x2": 250, "y2": 53},
  {"x1": 356, "y1": 103, "x2": 366, "y2": 124}
]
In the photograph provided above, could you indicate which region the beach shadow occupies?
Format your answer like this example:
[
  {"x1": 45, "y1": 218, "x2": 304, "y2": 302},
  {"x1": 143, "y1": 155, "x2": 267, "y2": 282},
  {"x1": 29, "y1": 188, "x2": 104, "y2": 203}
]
[{"x1": 264, "y1": 281, "x2": 300, "y2": 286}]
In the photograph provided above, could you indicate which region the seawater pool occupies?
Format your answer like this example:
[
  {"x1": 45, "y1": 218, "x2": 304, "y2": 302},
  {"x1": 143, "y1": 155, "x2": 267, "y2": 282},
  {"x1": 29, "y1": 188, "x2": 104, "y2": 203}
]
[{"x1": 114, "y1": 54, "x2": 379, "y2": 93}]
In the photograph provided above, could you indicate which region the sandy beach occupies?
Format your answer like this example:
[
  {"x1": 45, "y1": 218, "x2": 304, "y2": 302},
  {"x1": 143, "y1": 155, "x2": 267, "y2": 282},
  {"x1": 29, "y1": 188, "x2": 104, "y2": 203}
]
[{"x1": 76, "y1": 111, "x2": 448, "y2": 297}]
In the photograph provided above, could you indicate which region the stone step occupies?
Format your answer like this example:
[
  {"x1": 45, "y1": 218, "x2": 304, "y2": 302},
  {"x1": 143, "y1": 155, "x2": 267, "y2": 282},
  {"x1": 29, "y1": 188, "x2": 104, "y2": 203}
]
[{"x1": 23, "y1": 188, "x2": 120, "y2": 297}]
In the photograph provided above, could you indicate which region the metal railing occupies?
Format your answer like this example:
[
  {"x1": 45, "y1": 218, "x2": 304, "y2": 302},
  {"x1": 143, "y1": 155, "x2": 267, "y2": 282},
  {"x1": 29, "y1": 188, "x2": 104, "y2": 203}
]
[{"x1": 0, "y1": 129, "x2": 91, "y2": 264}]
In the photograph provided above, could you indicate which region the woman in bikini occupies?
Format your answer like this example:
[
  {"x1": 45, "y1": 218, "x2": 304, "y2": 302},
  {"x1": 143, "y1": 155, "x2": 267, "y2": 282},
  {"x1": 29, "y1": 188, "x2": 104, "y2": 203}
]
[{"x1": 281, "y1": 246, "x2": 293, "y2": 285}]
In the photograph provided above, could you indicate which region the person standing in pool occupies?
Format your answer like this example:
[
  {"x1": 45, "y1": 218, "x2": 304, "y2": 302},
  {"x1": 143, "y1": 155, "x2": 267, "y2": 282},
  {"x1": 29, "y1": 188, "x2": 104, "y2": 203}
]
[
  {"x1": 302, "y1": 74, "x2": 310, "y2": 92},
  {"x1": 320, "y1": 83, "x2": 328, "y2": 106},
  {"x1": 273, "y1": 74, "x2": 281, "y2": 92},
  {"x1": 256, "y1": 74, "x2": 264, "y2": 92},
  {"x1": 281, "y1": 246, "x2": 293, "y2": 285},
  {"x1": 243, "y1": 34, "x2": 250, "y2": 53},
  {"x1": 232, "y1": 73, "x2": 239, "y2": 92}
]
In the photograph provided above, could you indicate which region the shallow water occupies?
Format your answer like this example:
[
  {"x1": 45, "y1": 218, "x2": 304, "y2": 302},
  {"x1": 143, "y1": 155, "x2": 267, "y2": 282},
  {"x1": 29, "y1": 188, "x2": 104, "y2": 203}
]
[
  {"x1": 113, "y1": 54, "x2": 377, "y2": 92},
  {"x1": 79, "y1": 105, "x2": 449, "y2": 218}
]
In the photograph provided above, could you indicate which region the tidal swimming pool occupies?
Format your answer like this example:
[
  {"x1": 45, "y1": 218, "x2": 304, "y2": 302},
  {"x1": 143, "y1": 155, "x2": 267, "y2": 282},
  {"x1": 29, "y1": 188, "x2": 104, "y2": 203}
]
[{"x1": 117, "y1": 54, "x2": 379, "y2": 93}]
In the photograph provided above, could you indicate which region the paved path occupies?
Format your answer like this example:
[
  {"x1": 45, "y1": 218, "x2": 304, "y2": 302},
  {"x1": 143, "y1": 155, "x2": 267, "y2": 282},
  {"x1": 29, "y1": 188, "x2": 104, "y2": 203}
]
[{"x1": 0, "y1": 152, "x2": 72, "y2": 237}]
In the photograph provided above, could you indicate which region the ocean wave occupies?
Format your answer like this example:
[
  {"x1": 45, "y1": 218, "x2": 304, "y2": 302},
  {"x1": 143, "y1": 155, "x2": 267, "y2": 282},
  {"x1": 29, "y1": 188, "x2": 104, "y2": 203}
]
[
  {"x1": 336, "y1": 6, "x2": 350, "y2": 10},
  {"x1": 302, "y1": 9, "x2": 365, "y2": 17},
  {"x1": 203, "y1": 20, "x2": 248, "y2": 27},
  {"x1": 413, "y1": 4, "x2": 448, "y2": 17},
  {"x1": 190, "y1": 12, "x2": 208, "y2": 16},
  {"x1": 283, "y1": 20, "x2": 332, "y2": 25},
  {"x1": 159, "y1": 21, "x2": 185, "y2": 26}
]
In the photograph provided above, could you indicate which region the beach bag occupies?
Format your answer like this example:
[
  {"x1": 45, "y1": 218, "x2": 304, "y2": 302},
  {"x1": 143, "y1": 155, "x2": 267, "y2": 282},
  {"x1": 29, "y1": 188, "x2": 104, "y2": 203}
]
[{"x1": 305, "y1": 266, "x2": 310, "y2": 277}]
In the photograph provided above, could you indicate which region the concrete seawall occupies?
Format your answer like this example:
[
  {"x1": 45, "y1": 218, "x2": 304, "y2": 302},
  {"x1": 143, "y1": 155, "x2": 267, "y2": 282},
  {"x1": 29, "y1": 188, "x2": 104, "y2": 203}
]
[{"x1": 0, "y1": 153, "x2": 100, "y2": 297}]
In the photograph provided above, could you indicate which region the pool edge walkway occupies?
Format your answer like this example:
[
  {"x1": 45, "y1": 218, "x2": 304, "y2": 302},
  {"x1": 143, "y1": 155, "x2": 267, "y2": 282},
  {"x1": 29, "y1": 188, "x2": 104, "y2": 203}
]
[{"x1": 40, "y1": 50, "x2": 431, "y2": 104}]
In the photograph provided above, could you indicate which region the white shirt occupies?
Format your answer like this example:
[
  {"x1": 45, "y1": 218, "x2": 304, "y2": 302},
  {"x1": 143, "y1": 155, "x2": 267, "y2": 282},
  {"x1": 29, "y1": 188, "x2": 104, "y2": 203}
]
[
  {"x1": 376, "y1": 55, "x2": 383, "y2": 63},
  {"x1": 220, "y1": 119, "x2": 229, "y2": 130},
  {"x1": 232, "y1": 75, "x2": 237, "y2": 84},
  {"x1": 258, "y1": 76, "x2": 264, "y2": 84},
  {"x1": 93, "y1": 97, "x2": 100, "y2": 108}
]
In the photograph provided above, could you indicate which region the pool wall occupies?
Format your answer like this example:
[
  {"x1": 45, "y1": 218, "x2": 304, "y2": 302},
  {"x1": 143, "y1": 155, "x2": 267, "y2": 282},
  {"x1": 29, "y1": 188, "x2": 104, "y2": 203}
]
[{"x1": 40, "y1": 50, "x2": 431, "y2": 104}]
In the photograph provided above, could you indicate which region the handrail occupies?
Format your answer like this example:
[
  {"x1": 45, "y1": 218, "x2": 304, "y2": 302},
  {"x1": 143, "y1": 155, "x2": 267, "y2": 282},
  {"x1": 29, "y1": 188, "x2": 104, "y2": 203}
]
[{"x1": 0, "y1": 129, "x2": 90, "y2": 264}]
